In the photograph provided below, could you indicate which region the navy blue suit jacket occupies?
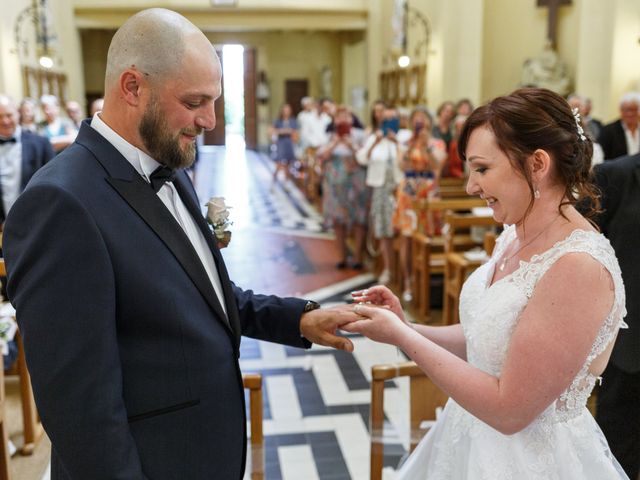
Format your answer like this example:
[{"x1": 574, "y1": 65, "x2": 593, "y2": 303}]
[
  {"x1": 594, "y1": 153, "x2": 640, "y2": 373},
  {"x1": 597, "y1": 119, "x2": 629, "y2": 161},
  {"x1": 0, "y1": 129, "x2": 55, "y2": 222},
  {"x1": 3, "y1": 122, "x2": 309, "y2": 479}
]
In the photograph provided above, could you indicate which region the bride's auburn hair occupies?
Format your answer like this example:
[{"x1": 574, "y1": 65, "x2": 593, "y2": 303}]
[{"x1": 457, "y1": 87, "x2": 600, "y2": 220}]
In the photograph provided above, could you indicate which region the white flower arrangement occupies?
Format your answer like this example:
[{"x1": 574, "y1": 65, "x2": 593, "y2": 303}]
[{"x1": 205, "y1": 196, "x2": 233, "y2": 248}]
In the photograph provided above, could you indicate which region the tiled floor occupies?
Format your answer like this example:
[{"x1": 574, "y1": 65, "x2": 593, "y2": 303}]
[{"x1": 193, "y1": 136, "x2": 416, "y2": 480}]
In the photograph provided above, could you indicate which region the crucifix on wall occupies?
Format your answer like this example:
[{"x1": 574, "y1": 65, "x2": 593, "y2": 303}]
[{"x1": 537, "y1": 0, "x2": 572, "y2": 49}]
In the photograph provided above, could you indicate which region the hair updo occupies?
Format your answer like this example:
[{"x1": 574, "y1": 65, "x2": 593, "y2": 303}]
[{"x1": 457, "y1": 87, "x2": 599, "y2": 220}]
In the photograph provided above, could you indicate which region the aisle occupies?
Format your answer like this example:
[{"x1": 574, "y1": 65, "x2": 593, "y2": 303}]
[{"x1": 193, "y1": 137, "x2": 412, "y2": 479}]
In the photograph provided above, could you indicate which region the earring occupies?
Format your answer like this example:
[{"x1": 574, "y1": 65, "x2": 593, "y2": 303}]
[{"x1": 534, "y1": 189, "x2": 540, "y2": 199}]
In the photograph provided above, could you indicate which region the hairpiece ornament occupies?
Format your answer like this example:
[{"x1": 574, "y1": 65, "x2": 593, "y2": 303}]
[{"x1": 572, "y1": 107, "x2": 587, "y2": 141}]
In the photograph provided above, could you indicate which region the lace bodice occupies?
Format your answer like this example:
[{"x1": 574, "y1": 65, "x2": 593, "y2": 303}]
[{"x1": 459, "y1": 225, "x2": 628, "y2": 423}]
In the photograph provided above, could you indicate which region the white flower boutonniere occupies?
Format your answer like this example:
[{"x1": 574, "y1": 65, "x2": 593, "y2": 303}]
[{"x1": 205, "y1": 196, "x2": 233, "y2": 248}]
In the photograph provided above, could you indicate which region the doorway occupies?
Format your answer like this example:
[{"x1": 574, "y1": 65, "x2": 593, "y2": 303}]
[
  {"x1": 285, "y1": 79, "x2": 308, "y2": 117},
  {"x1": 202, "y1": 44, "x2": 258, "y2": 150}
]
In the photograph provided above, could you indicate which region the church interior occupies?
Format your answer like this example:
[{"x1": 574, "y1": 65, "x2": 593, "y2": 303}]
[{"x1": 0, "y1": 0, "x2": 639, "y2": 479}]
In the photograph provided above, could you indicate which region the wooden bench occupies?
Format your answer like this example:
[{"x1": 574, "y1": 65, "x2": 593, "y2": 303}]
[
  {"x1": 0, "y1": 259, "x2": 44, "y2": 456},
  {"x1": 243, "y1": 373, "x2": 264, "y2": 480},
  {"x1": 0, "y1": 367, "x2": 10, "y2": 479},
  {"x1": 407, "y1": 198, "x2": 488, "y2": 322}
]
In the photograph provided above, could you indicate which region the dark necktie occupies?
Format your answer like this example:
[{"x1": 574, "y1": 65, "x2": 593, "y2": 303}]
[
  {"x1": 149, "y1": 165, "x2": 175, "y2": 193},
  {"x1": 0, "y1": 137, "x2": 17, "y2": 145}
]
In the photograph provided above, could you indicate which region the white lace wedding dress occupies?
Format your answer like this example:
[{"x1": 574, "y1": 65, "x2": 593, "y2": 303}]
[{"x1": 391, "y1": 226, "x2": 630, "y2": 479}]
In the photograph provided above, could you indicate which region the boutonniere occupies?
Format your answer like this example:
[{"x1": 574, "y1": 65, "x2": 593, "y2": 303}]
[{"x1": 205, "y1": 196, "x2": 233, "y2": 248}]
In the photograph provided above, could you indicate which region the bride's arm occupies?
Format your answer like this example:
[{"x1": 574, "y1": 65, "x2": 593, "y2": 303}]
[
  {"x1": 344, "y1": 253, "x2": 614, "y2": 435},
  {"x1": 411, "y1": 323, "x2": 467, "y2": 360}
]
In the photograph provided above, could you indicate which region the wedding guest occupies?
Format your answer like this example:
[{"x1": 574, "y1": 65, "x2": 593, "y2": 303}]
[
  {"x1": 356, "y1": 105, "x2": 403, "y2": 285},
  {"x1": 18, "y1": 98, "x2": 38, "y2": 133},
  {"x1": 297, "y1": 96, "x2": 326, "y2": 159},
  {"x1": 0, "y1": 94, "x2": 54, "y2": 302},
  {"x1": 0, "y1": 94, "x2": 54, "y2": 224},
  {"x1": 269, "y1": 102, "x2": 298, "y2": 190},
  {"x1": 455, "y1": 98, "x2": 474, "y2": 117},
  {"x1": 394, "y1": 106, "x2": 447, "y2": 301},
  {"x1": 593, "y1": 152, "x2": 640, "y2": 480},
  {"x1": 443, "y1": 114, "x2": 467, "y2": 178},
  {"x1": 65, "y1": 100, "x2": 84, "y2": 129},
  {"x1": 431, "y1": 100, "x2": 455, "y2": 148},
  {"x1": 366, "y1": 99, "x2": 386, "y2": 135},
  {"x1": 38, "y1": 94, "x2": 77, "y2": 152},
  {"x1": 3, "y1": 9, "x2": 358, "y2": 479},
  {"x1": 318, "y1": 105, "x2": 367, "y2": 269},
  {"x1": 598, "y1": 92, "x2": 639, "y2": 160},
  {"x1": 583, "y1": 96, "x2": 603, "y2": 140},
  {"x1": 346, "y1": 88, "x2": 629, "y2": 479},
  {"x1": 297, "y1": 96, "x2": 326, "y2": 198}
]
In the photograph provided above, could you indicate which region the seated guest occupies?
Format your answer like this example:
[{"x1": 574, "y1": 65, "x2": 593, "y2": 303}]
[
  {"x1": 598, "y1": 92, "x2": 639, "y2": 160},
  {"x1": 38, "y1": 94, "x2": 78, "y2": 152},
  {"x1": 18, "y1": 98, "x2": 38, "y2": 133}
]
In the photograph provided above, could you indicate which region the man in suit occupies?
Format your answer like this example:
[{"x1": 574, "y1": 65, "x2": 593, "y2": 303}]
[
  {"x1": 597, "y1": 92, "x2": 639, "y2": 161},
  {"x1": 0, "y1": 94, "x2": 55, "y2": 224},
  {"x1": 594, "y1": 153, "x2": 640, "y2": 479},
  {"x1": 3, "y1": 9, "x2": 358, "y2": 480}
]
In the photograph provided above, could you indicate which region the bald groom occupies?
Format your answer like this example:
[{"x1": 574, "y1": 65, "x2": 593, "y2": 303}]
[{"x1": 3, "y1": 9, "x2": 357, "y2": 480}]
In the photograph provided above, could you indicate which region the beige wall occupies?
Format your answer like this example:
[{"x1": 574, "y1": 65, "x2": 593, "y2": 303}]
[
  {"x1": 371, "y1": 0, "x2": 639, "y2": 120},
  {"x1": 375, "y1": 0, "x2": 484, "y2": 111},
  {"x1": 481, "y1": 0, "x2": 579, "y2": 103},
  {"x1": 0, "y1": 0, "x2": 85, "y2": 108}
]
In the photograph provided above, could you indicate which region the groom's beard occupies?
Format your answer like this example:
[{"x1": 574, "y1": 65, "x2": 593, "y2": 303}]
[{"x1": 139, "y1": 96, "x2": 201, "y2": 170}]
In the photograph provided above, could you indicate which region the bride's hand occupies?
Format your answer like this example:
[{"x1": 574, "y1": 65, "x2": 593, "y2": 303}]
[
  {"x1": 341, "y1": 304, "x2": 411, "y2": 345},
  {"x1": 351, "y1": 285, "x2": 405, "y2": 323}
]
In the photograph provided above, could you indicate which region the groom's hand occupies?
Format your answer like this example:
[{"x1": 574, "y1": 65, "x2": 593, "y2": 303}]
[{"x1": 300, "y1": 305, "x2": 359, "y2": 352}]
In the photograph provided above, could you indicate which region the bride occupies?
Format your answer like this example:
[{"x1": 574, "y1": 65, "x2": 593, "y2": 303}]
[{"x1": 344, "y1": 88, "x2": 630, "y2": 479}]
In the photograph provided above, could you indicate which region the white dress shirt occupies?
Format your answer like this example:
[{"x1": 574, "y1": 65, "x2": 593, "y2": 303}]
[
  {"x1": 622, "y1": 123, "x2": 640, "y2": 155},
  {"x1": 90, "y1": 114, "x2": 227, "y2": 315},
  {"x1": 0, "y1": 126, "x2": 23, "y2": 216}
]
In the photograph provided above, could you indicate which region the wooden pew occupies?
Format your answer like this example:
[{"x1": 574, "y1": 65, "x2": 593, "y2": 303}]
[
  {"x1": 408, "y1": 198, "x2": 487, "y2": 322},
  {"x1": 243, "y1": 373, "x2": 264, "y2": 480},
  {"x1": 369, "y1": 362, "x2": 447, "y2": 480},
  {"x1": 0, "y1": 366, "x2": 10, "y2": 479},
  {"x1": 0, "y1": 259, "x2": 44, "y2": 456}
]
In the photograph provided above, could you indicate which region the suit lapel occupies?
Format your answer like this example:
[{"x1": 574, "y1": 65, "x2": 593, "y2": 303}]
[
  {"x1": 108, "y1": 175, "x2": 231, "y2": 331},
  {"x1": 173, "y1": 175, "x2": 242, "y2": 346},
  {"x1": 74, "y1": 122, "x2": 232, "y2": 332},
  {"x1": 20, "y1": 133, "x2": 37, "y2": 190}
]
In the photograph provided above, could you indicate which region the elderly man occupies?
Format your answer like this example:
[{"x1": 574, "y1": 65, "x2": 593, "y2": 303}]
[
  {"x1": 0, "y1": 94, "x2": 54, "y2": 223},
  {"x1": 64, "y1": 100, "x2": 84, "y2": 129},
  {"x1": 3, "y1": 9, "x2": 357, "y2": 480},
  {"x1": 598, "y1": 92, "x2": 640, "y2": 160}
]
